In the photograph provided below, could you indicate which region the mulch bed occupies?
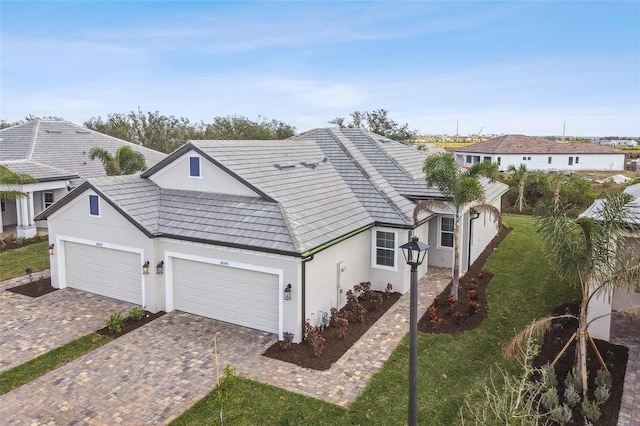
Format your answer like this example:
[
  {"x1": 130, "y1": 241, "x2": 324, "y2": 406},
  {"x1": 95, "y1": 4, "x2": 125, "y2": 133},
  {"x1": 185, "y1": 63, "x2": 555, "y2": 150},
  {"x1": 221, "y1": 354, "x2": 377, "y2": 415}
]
[
  {"x1": 0, "y1": 235, "x2": 48, "y2": 252},
  {"x1": 533, "y1": 301, "x2": 628, "y2": 426},
  {"x1": 418, "y1": 224, "x2": 511, "y2": 334},
  {"x1": 7, "y1": 276, "x2": 57, "y2": 297},
  {"x1": 96, "y1": 311, "x2": 166, "y2": 339},
  {"x1": 263, "y1": 291, "x2": 401, "y2": 370}
]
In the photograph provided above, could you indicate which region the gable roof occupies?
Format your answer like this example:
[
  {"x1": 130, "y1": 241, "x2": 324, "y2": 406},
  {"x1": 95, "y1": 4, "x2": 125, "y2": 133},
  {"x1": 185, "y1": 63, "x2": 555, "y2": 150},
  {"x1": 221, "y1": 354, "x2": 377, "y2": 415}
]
[
  {"x1": 39, "y1": 128, "x2": 508, "y2": 256},
  {"x1": 0, "y1": 120, "x2": 166, "y2": 183},
  {"x1": 456, "y1": 134, "x2": 626, "y2": 155},
  {"x1": 580, "y1": 183, "x2": 640, "y2": 227}
]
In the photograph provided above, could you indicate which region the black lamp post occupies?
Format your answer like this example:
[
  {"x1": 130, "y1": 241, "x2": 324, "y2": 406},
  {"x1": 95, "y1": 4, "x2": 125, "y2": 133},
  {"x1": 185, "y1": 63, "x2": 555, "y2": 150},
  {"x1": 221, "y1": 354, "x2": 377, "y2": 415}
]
[{"x1": 400, "y1": 235, "x2": 430, "y2": 426}]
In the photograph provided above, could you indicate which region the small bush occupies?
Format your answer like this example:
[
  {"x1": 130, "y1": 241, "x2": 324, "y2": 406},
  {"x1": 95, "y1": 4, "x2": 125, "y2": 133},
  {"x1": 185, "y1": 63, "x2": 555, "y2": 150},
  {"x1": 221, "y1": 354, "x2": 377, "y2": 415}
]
[
  {"x1": 335, "y1": 318, "x2": 348, "y2": 339},
  {"x1": 540, "y1": 363, "x2": 558, "y2": 390},
  {"x1": 466, "y1": 289, "x2": 478, "y2": 300},
  {"x1": 595, "y1": 368, "x2": 612, "y2": 389},
  {"x1": 279, "y1": 332, "x2": 294, "y2": 351},
  {"x1": 541, "y1": 387, "x2": 559, "y2": 411},
  {"x1": 453, "y1": 311, "x2": 468, "y2": 324},
  {"x1": 551, "y1": 404, "x2": 573, "y2": 425},
  {"x1": 594, "y1": 384, "x2": 610, "y2": 405},
  {"x1": 564, "y1": 370, "x2": 582, "y2": 395},
  {"x1": 105, "y1": 312, "x2": 125, "y2": 333},
  {"x1": 384, "y1": 283, "x2": 393, "y2": 298},
  {"x1": 304, "y1": 321, "x2": 325, "y2": 357},
  {"x1": 467, "y1": 300, "x2": 480, "y2": 313},
  {"x1": 564, "y1": 384, "x2": 581, "y2": 407},
  {"x1": 581, "y1": 399, "x2": 601, "y2": 422},
  {"x1": 128, "y1": 305, "x2": 145, "y2": 321}
]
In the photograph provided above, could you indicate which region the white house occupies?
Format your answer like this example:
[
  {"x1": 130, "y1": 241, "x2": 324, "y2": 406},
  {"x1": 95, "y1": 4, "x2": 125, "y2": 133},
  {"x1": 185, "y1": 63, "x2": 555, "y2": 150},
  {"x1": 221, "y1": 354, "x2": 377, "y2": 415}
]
[
  {"x1": 585, "y1": 183, "x2": 640, "y2": 341},
  {"x1": 0, "y1": 120, "x2": 166, "y2": 237},
  {"x1": 37, "y1": 128, "x2": 507, "y2": 342},
  {"x1": 454, "y1": 134, "x2": 626, "y2": 172}
]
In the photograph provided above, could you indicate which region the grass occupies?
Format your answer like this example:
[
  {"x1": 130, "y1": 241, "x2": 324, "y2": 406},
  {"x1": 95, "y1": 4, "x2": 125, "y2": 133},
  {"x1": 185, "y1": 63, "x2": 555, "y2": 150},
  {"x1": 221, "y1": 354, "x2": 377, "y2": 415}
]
[
  {"x1": 171, "y1": 214, "x2": 581, "y2": 425},
  {"x1": 0, "y1": 333, "x2": 112, "y2": 395},
  {"x1": 0, "y1": 241, "x2": 50, "y2": 281}
]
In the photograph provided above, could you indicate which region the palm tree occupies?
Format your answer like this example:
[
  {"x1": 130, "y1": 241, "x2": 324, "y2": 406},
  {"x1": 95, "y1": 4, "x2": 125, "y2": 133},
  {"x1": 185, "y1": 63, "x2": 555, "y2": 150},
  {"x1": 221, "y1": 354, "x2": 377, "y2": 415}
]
[
  {"x1": 89, "y1": 145, "x2": 147, "y2": 176},
  {"x1": 549, "y1": 172, "x2": 566, "y2": 211},
  {"x1": 503, "y1": 191, "x2": 640, "y2": 397},
  {"x1": 507, "y1": 164, "x2": 528, "y2": 213},
  {"x1": 414, "y1": 154, "x2": 501, "y2": 299},
  {"x1": 0, "y1": 165, "x2": 37, "y2": 201}
]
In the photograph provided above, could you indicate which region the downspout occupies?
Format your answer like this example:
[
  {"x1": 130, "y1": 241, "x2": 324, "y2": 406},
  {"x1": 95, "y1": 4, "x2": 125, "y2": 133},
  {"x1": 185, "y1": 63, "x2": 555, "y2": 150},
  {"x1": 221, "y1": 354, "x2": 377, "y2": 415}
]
[
  {"x1": 301, "y1": 254, "x2": 314, "y2": 340},
  {"x1": 468, "y1": 209, "x2": 481, "y2": 270}
]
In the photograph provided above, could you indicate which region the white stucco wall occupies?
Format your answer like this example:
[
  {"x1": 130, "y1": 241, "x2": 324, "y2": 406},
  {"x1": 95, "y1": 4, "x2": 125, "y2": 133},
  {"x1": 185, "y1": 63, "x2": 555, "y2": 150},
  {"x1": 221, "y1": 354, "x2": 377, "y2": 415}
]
[
  {"x1": 468, "y1": 196, "x2": 502, "y2": 267},
  {"x1": 148, "y1": 151, "x2": 260, "y2": 197},
  {"x1": 456, "y1": 152, "x2": 625, "y2": 172}
]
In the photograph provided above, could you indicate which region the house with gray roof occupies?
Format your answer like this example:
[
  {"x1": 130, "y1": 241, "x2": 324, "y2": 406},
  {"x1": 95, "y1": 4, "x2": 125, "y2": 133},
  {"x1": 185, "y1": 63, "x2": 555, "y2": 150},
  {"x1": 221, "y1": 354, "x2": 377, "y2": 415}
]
[
  {"x1": 455, "y1": 134, "x2": 626, "y2": 172},
  {"x1": 37, "y1": 128, "x2": 507, "y2": 341},
  {"x1": 0, "y1": 120, "x2": 166, "y2": 237},
  {"x1": 585, "y1": 183, "x2": 640, "y2": 342}
]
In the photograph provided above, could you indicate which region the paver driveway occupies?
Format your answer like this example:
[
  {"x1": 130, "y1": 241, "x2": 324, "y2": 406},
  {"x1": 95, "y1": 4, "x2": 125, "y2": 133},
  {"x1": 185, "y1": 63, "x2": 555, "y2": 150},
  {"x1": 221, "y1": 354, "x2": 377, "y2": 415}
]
[{"x1": 0, "y1": 272, "x2": 133, "y2": 373}]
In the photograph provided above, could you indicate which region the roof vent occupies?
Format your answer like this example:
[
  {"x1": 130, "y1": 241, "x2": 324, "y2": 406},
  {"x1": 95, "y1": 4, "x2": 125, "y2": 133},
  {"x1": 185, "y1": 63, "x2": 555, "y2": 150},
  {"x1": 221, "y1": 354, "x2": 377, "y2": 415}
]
[
  {"x1": 300, "y1": 161, "x2": 317, "y2": 169},
  {"x1": 274, "y1": 162, "x2": 296, "y2": 170},
  {"x1": 45, "y1": 130, "x2": 62, "y2": 134},
  {"x1": 323, "y1": 157, "x2": 328, "y2": 163},
  {"x1": 76, "y1": 130, "x2": 90, "y2": 134}
]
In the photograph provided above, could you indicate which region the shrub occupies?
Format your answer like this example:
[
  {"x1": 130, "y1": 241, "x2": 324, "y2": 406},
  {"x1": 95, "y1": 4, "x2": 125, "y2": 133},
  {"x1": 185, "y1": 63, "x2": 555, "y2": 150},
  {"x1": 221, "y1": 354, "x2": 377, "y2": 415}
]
[
  {"x1": 335, "y1": 318, "x2": 348, "y2": 339},
  {"x1": 447, "y1": 295, "x2": 456, "y2": 305},
  {"x1": 540, "y1": 363, "x2": 558, "y2": 390},
  {"x1": 345, "y1": 290, "x2": 367, "y2": 323},
  {"x1": 427, "y1": 307, "x2": 441, "y2": 325},
  {"x1": 594, "y1": 384, "x2": 610, "y2": 405},
  {"x1": 354, "y1": 281, "x2": 382, "y2": 309},
  {"x1": 279, "y1": 332, "x2": 294, "y2": 351},
  {"x1": 551, "y1": 404, "x2": 573, "y2": 425},
  {"x1": 564, "y1": 384, "x2": 581, "y2": 407},
  {"x1": 105, "y1": 312, "x2": 125, "y2": 333},
  {"x1": 595, "y1": 368, "x2": 612, "y2": 389},
  {"x1": 467, "y1": 300, "x2": 480, "y2": 313},
  {"x1": 128, "y1": 305, "x2": 145, "y2": 321},
  {"x1": 581, "y1": 399, "x2": 601, "y2": 422},
  {"x1": 453, "y1": 311, "x2": 468, "y2": 324},
  {"x1": 564, "y1": 371, "x2": 583, "y2": 396},
  {"x1": 432, "y1": 295, "x2": 442, "y2": 307},
  {"x1": 384, "y1": 283, "x2": 393, "y2": 298},
  {"x1": 467, "y1": 289, "x2": 478, "y2": 300},
  {"x1": 304, "y1": 321, "x2": 325, "y2": 357},
  {"x1": 541, "y1": 387, "x2": 559, "y2": 411}
]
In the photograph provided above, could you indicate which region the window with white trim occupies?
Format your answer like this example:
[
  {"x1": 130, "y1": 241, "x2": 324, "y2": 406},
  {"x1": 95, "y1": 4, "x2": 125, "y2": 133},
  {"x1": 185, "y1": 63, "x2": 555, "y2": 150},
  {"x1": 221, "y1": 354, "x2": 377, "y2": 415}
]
[
  {"x1": 548, "y1": 157, "x2": 552, "y2": 164},
  {"x1": 89, "y1": 194, "x2": 100, "y2": 216},
  {"x1": 440, "y1": 216, "x2": 454, "y2": 248},
  {"x1": 43, "y1": 192, "x2": 54, "y2": 209},
  {"x1": 189, "y1": 156, "x2": 201, "y2": 177},
  {"x1": 0, "y1": 199, "x2": 5, "y2": 212},
  {"x1": 375, "y1": 231, "x2": 395, "y2": 268}
]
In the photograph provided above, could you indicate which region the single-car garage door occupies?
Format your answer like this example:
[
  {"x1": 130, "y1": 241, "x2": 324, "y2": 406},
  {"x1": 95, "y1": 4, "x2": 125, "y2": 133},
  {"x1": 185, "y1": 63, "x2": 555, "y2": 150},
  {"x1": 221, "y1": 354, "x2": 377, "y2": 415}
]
[
  {"x1": 172, "y1": 258, "x2": 279, "y2": 333},
  {"x1": 65, "y1": 242, "x2": 142, "y2": 305}
]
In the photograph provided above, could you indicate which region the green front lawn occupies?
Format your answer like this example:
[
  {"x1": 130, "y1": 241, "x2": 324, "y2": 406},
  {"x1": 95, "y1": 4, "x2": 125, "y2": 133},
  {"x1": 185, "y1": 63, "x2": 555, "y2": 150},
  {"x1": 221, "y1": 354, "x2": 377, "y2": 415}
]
[
  {"x1": 173, "y1": 215, "x2": 580, "y2": 425},
  {"x1": 0, "y1": 333, "x2": 112, "y2": 395},
  {"x1": 0, "y1": 241, "x2": 50, "y2": 281}
]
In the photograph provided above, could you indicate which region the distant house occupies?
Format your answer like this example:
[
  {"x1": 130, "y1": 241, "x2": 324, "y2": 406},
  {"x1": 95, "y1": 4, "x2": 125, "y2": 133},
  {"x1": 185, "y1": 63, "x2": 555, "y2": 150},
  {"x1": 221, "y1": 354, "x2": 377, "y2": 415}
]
[
  {"x1": 598, "y1": 139, "x2": 638, "y2": 147},
  {"x1": 37, "y1": 128, "x2": 507, "y2": 341},
  {"x1": 0, "y1": 120, "x2": 166, "y2": 237},
  {"x1": 454, "y1": 134, "x2": 626, "y2": 172},
  {"x1": 585, "y1": 183, "x2": 640, "y2": 341}
]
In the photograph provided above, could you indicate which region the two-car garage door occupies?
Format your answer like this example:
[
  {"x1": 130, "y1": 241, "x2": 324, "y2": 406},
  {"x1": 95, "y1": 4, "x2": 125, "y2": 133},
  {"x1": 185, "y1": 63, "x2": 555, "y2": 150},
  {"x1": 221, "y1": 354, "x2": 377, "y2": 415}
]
[
  {"x1": 65, "y1": 242, "x2": 142, "y2": 305},
  {"x1": 172, "y1": 258, "x2": 280, "y2": 334}
]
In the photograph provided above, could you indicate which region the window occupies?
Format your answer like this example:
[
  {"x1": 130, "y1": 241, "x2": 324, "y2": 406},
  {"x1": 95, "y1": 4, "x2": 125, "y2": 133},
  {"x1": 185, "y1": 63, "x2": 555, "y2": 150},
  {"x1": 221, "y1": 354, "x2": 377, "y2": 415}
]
[
  {"x1": 440, "y1": 217, "x2": 454, "y2": 248},
  {"x1": 89, "y1": 195, "x2": 100, "y2": 216},
  {"x1": 43, "y1": 192, "x2": 54, "y2": 209},
  {"x1": 465, "y1": 155, "x2": 480, "y2": 164},
  {"x1": 523, "y1": 156, "x2": 527, "y2": 161},
  {"x1": 527, "y1": 157, "x2": 531, "y2": 161},
  {"x1": 375, "y1": 231, "x2": 395, "y2": 268},
  {"x1": 483, "y1": 156, "x2": 491, "y2": 163},
  {"x1": 0, "y1": 199, "x2": 5, "y2": 212},
  {"x1": 575, "y1": 156, "x2": 579, "y2": 164},
  {"x1": 497, "y1": 157, "x2": 501, "y2": 165},
  {"x1": 568, "y1": 157, "x2": 574, "y2": 165},
  {"x1": 548, "y1": 157, "x2": 552, "y2": 164},
  {"x1": 466, "y1": 155, "x2": 473, "y2": 164},
  {"x1": 189, "y1": 156, "x2": 201, "y2": 177}
]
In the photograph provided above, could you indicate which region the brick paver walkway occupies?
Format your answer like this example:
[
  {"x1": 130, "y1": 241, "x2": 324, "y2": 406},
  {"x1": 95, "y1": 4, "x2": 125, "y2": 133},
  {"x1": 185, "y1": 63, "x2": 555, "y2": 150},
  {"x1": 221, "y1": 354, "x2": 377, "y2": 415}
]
[
  {"x1": 0, "y1": 272, "x2": 134, "y2": 373},
  {"x1": 0, "y1": 267, "x2": 451, "y2": 424},
  {"x1": 610, "y1": 314, "x2": 640, "y2": 425}
]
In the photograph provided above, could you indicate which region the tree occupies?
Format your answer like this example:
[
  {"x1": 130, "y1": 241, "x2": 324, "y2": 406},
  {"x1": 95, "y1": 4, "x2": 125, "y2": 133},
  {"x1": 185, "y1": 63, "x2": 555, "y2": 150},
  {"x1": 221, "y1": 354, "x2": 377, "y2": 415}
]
[
  {"x1": 504, "y1": 192, "x2": 640, "y2": 398},
  {"x1": 507, "y1": 164, "x2": 529, "y2": 213},
  {"x1": 89, "y1": 145, "x2": 147, "y2": 176},
  {"x1": 329, "y1": 109, "x2": 417, "y2": 144},
  {"x1": 0, "y1": 165, "x2": 37, "y2": 200},
  {"x1": 204, "y1": 115, "x2": 295, "y2": 140},
  {"x1": 414, "y1": 153, "x2": 501, "y2": 299}
]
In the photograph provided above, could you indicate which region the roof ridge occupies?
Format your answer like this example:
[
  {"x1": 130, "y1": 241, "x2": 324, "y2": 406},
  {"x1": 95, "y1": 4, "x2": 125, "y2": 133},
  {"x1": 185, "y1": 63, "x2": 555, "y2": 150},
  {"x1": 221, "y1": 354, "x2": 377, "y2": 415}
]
[
  {"x1": 328, "y1": 128, "x2": 414, "y2": 224},
  {"x1": 277, "y1": 201, "x2": 306, "y2": 253},
  {"x1": 26, "y1": 119, "x2": 40, "y2": 160},
  {"x1": 362, "y1": 131, "x2": 417, "y2": 180}
]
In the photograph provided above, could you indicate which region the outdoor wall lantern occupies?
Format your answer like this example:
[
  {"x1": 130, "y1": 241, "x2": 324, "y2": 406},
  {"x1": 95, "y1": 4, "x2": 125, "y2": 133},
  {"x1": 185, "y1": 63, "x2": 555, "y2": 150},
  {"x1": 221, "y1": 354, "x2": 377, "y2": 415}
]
[
  {"x1": 142, "y1": 261, "x2": 150, "y2": 275},
  {"x1": 284, "y1": 283, "x2": 292, "y2": 300},
  {"x1": 156, "y1": 261, "x2": 164, "y2": 275},
  {"x1": 399, "y1": 236, "x2": 430, "y2": 426},
  {"x1": 48, "y1": 244, "x2": 55, "y2": 256}
]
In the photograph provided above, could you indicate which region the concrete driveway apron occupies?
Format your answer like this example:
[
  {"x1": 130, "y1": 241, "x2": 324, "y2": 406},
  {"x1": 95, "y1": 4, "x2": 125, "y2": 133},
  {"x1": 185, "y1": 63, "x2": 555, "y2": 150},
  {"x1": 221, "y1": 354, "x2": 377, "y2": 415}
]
[{"x1": 0, "y1": 272, "x2": 134, "y2": 373}]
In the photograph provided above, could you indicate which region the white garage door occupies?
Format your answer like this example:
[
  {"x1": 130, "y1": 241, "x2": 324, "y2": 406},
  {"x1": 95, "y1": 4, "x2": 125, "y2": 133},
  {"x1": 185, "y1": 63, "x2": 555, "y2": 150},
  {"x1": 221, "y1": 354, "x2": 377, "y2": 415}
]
[
  {"x1": 65, "y1": 242, "x2": 142, "y2": 305},
  {"x1": 172, "y1": 258, "x2": 279, "y2": 333}
]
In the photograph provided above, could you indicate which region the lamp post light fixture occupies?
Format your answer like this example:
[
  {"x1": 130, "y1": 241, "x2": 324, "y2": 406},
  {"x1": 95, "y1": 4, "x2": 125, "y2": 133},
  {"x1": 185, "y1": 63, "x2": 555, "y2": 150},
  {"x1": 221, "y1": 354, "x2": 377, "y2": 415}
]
[
  {"x1": 284, "y1": 283, "x2": 292, "y2": 300},
  {"x1": 400, "y1": 235, "x2": 430, "y2": 426},
  {"x1": 48, "y1": 244, "x2": 55, "y2": 256},
  {"x1": 156, "y1": 261, "x2": 164, "y2": 275},
  {"x1": 142, "y1": 261, "x2": 150, "y2": 275}
]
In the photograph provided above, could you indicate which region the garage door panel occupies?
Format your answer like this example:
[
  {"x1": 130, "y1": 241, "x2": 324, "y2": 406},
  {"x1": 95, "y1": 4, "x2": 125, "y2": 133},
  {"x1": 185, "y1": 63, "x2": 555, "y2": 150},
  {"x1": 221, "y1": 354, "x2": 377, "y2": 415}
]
[
  {"x1": 172, "y1": 258, "x2": 279, "y2": 333},
  {"x1": 65, "y1": 242, "x2": 142, "y2": 305}
]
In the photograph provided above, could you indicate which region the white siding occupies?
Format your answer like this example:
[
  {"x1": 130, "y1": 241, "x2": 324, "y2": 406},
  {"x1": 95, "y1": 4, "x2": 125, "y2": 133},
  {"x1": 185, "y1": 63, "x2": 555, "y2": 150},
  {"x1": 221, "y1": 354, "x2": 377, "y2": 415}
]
[{"x1": 457, "y1": 151, "x2": 625, "y2": 172}]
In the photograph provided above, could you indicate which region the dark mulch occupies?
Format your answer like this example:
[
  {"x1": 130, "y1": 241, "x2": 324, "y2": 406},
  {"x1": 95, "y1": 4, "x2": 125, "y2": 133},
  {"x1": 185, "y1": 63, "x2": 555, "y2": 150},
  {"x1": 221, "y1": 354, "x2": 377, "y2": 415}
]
[
  {"x1": 418, "y1": 224, "x2": 511, "y2": 334},
  {"x1": 0, "y1": 235, "x2": 48, "y2": 252},
  {"x1": 7, "y1": 276, "x2": 57, "y2": 297},
  {"x1": 533, "y1": 301, "x2": 628, "y2": 426},
  {"x1": 263, "y1": 291, "x2": 401, "y2": 370},
  {"x1": 96, "y1": 311, "x2": 166, "y2": 339}
]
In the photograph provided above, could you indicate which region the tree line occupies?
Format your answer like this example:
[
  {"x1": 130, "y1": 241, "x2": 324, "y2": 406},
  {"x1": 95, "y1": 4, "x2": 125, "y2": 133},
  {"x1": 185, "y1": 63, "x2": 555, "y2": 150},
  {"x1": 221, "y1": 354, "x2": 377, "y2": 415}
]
[{"x1": 1, "y1": 109, "x2": 417, "y2": 153}]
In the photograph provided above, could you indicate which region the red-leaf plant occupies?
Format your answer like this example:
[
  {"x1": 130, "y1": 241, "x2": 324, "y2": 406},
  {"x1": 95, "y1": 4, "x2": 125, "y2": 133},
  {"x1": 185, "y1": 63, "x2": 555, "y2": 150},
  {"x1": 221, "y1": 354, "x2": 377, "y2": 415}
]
[{"x1": 304, "y1": 321, "x2": 326, "y2": 357}]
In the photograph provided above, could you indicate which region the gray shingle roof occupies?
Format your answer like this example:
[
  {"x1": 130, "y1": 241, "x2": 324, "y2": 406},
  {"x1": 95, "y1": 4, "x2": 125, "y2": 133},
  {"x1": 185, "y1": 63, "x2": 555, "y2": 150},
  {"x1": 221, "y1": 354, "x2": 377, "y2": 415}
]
[
  {"x1": 0, "y1": 120, "x2": 166, "y2": 184},
  {"x1": 0, "y1": 160, "x2": 78, "y2": 181}
]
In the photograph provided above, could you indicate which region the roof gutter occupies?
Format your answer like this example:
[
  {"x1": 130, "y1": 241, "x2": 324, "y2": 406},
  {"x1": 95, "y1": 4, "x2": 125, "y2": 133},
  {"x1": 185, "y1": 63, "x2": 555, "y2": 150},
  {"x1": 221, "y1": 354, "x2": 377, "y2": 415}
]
[{"x1": 301, "y1": 224, "x2": 373, "y2": 258}]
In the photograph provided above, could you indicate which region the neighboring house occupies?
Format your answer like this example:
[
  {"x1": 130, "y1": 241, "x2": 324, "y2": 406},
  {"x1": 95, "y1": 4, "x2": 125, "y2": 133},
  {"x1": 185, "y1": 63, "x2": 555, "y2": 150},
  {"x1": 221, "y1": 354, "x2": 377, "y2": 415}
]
[
  {"x1": 455, "y1": 134, "x2": 626, "y2": 172},
  {"x1": 0, "y1": 120, "x2": 166, "y2": 237},
  {"x1": 37, "y1": 128, "x2": 508, "y2": 341},
  {"x1": 586, "y1": 183, "x2": 640, "y2": 341},
  {"x1": 598, "y1": 139, "x2": 638, "y2": 147}
]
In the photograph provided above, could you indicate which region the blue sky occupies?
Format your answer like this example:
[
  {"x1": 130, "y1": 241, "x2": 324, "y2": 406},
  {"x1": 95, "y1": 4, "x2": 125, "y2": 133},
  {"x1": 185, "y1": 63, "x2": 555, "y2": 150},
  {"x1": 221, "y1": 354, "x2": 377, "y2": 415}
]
[{"x1": 1, "y1": 1, "x2": 638, "y2": 136}]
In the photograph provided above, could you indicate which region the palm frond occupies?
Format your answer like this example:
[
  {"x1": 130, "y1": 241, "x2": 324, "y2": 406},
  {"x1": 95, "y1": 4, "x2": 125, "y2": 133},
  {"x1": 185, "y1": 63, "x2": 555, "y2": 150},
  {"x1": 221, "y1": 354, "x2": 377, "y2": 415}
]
[
  {"x1": 413, "y1": 199, "x2": 451, "y2": 225},
  {"x1": 502, "y1": 315, "x2": 576, "y2": 359}
]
